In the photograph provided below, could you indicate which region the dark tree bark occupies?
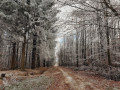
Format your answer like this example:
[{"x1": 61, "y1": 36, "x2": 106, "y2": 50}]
[
  {"x1": 106, "y1": 17, "x2": 111, "y2": 65},
  {"x1": 21, "y1": 36, "x2": 26, "y2": 71},
  {"x1": 25, "y1": 40, "x2": 29, "y2": 67},
  {"x1": 76, "y1": 33, "x2": 79, "y2": 67},
  {"x1": 31, "y1": 33, "x2": 37, "y2": 69},
  {"x1": 37, "y1": 54, "x2": 40, "y2": 67},
  {"x1": 11, "y1": 42, "x2": 16, "y2": 70},
  {"x1": 103, "y1": 0, "x2": 119, "y2": 17},
  {"x1": 43, "y1": 60, "x2": 46, "y2": 67},
  {"x1": 16, "y1": 42, "x2": 19, "y2": 69}
]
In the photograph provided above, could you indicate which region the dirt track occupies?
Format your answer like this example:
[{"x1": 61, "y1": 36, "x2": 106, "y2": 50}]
[
  {"x1": 48, "y1": 67, "x2": 120, "y2": 90},
  {"x1": 0, "y1": 67, "x2": 120, "y2": 90}
]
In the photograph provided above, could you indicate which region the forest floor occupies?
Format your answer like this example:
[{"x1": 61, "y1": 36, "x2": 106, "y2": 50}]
[{"x1": 0, "y1": 67, "x2": 120, "y2": 90}]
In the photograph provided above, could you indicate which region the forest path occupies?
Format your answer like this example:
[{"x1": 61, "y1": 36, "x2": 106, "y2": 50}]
[
  {"x1": 59, "y1": 67, "x2": 80, "y2": 90},
  {"x1": 58, "y1": 67, "x2": 100, "y2": 90},
  {"x1": 59, "y1": 67, "x2": 120, "y2": 90},
  {"x1": 0, "y1": 67, "x2": 120, "y2": 90}
]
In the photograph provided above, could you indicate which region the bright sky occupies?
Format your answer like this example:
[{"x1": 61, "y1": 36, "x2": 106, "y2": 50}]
[{"x1": 54, "y1": 2, "x2": 76, "y2": 66}]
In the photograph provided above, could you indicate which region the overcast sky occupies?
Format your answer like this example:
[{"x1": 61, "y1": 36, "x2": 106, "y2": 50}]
[{"x1": 54, "y1": 2, "x2": 76, "y2": 65}]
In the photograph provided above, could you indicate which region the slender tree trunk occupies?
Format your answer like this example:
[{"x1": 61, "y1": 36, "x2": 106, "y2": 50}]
[
  {"x1": 84, "y1": 26, "x2": 87, "y2": 64},
  {"x1": 16, "y1": 42, "x2": 19, "y2": 69},
  {"x1": 64, "y1": 35, "x2": 66, "y2": 66},
  {"x1": 37, "y1": 54, "x2": 40, "y2": 67},
  {"x1": 25, "y1": 40, "x2": 29, "y2": 67},
  {"x1": 76, "y1": 33, "x2": 79, "y2": 67},
  {"x1": 21, "y1": 36, "x2": 26, "y2": 70},
  {"x1": 43, "y1": 60, "x2": 46, "y2": 67},
  {"x1": 31, "y1": 33, "x2": 37, "y2": 69},
  {"x1": 11, "y1": 42, "x2": 16, "y2": 70},
  {"x1": 105, "y1": 8, "x2": 111, "y2": 65},
  {"x1": 106, "y1": 19, "x2": 111, "y2": 65}
]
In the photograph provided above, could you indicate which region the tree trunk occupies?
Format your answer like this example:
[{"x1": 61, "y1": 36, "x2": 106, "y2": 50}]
[
  {"x1": 11, "y1": 42, "x2": 16, "y2": 70},
  {"x1": 106, "y1": 20, "x2": 111, "y2": 65},
  {"x1": 21, "y1": 36, "x2": 26, "y2": 70},
  {"x1": 105, "y1": 7, "x2": 111, "y2": 65},
  {"x1": 16, "y1": 42, "x2": 19, "y2": 69},
  {"x1": 43, "y1": 60, "x2": 46, "y2": 67},
  {"x1": 76, "y1": 33, "x2": 79, "y2": 67},
  {"x1": 31, "y1": 33, "x2": 37, "y2": 69},
  {"x1": 37, "y1": 54, "x2": 40, "y2": 67},
  {"x1": 25, "y1": 40, "x2": 29, "y2": 67}
]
